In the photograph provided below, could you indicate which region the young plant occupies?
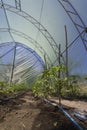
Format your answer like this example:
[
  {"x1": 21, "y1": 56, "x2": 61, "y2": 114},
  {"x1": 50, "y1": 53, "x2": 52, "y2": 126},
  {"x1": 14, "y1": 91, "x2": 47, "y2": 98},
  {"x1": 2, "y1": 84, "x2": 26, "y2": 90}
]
[{"x1": 33, "y1": 64, "x2": 67, "y2": 105}]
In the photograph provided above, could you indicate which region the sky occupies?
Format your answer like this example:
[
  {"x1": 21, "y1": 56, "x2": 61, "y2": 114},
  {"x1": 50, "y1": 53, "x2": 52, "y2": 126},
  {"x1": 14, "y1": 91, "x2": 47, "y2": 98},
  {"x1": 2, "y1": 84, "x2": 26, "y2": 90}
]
[{"x1": 0, "y1": 0, "x2": 87, "y2": 76}]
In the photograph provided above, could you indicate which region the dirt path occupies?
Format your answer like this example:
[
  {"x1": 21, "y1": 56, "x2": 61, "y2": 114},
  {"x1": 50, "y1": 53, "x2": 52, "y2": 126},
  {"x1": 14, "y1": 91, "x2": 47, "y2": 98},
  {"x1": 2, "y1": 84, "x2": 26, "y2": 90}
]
[
  {"x1": 0, "y1": 91, "x2": 86, "y2": 130},
  {"x1": 0, "y1": 91, "x2": 40, "y2": 130},
  {"x1": 62, "y1": 99, "x2": 87, "y2": 111},
  {"x1": 51, "y1": 98, "x2": 87, "y2": 111}
]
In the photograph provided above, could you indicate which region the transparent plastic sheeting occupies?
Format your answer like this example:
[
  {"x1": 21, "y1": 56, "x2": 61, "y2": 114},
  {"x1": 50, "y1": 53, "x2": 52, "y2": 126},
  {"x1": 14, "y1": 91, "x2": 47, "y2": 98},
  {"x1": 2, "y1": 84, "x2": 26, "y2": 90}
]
[
  {"x1": 62, "y1": 38, "x2": 87, "y2": 77},
  {"x1": 0, "y1": 0, "x2": 87, "y2": 82},
  {"x1": 0, "y1": 42, "x2": 44, "y2": 84}
]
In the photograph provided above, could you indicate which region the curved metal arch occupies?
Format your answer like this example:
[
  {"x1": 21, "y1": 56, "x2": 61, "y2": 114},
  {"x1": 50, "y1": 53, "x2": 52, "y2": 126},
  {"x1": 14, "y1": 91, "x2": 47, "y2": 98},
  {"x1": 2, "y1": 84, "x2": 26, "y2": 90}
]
[
  {"x1": 0, "y1": 2, "x2": 59, "y2": 58},
  {"x1": 0, "y1": 28, "x2": 52, "y2": 65},
  {"x1": 57, "y1": 0, "x2": 87, "y2": 51}
]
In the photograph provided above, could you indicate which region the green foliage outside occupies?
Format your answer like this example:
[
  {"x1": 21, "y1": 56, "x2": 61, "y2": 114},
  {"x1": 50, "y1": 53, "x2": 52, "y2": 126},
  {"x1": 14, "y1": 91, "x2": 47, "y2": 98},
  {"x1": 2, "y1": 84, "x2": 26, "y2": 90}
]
[{"x1": 67, "y1": 75, "x2": 80, "y2": 97}]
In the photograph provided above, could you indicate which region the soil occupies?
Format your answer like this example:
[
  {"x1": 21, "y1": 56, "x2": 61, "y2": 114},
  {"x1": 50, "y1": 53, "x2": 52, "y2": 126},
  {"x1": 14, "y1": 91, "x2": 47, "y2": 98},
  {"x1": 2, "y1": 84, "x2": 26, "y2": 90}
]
[{"x1": 0, "y1": 90, "x2": 87, "y2": 130}]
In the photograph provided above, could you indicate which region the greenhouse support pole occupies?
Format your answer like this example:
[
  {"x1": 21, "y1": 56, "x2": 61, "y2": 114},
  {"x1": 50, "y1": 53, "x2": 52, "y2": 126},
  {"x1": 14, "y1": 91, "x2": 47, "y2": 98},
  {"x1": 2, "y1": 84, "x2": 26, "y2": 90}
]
[
  {"x1": 58, "y1": 44, "x2": 61, "y2": 105},
  {"x1": 58, "y1": 44, "x2": 61, "y2": 75},
  {"x1": 65, "y1": 25, "x2": 69, "y2": 86},
  {"x1": 44, "y1": 54, "x2": 48, "y2": 70},
  {"x1": 10, "y1": 43, "x2": 17, "y2": 86}
]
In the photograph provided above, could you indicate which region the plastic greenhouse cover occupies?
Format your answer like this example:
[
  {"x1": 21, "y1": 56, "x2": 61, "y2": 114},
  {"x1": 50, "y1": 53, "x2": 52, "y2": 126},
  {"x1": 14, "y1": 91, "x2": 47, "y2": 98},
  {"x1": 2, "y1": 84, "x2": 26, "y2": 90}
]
[
  {"x1": 0, "y1": 0, "x2": 87, "y2": 83},
  {"x1": 0, "y1": 42, "x2": 44, "y2": 83}
]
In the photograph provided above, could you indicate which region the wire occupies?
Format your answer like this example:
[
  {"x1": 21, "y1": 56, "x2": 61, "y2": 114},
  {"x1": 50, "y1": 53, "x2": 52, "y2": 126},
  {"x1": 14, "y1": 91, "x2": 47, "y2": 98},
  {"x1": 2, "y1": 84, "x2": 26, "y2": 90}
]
[
  {"x1": 1, "y1": 0, "x2": 15, "y2": 42},
  {"x1": 36, "y1": 0, "x2": 44, "y2": 41},
  {"x1": 61, "y1": 30, "x2": 85, "y2": 55},
  {"x1": 52, "y1": 30, "x2": 85, "y2": 66},
  {"x1": 39, "y1": 0, "x2": 44, "y2": 24}
]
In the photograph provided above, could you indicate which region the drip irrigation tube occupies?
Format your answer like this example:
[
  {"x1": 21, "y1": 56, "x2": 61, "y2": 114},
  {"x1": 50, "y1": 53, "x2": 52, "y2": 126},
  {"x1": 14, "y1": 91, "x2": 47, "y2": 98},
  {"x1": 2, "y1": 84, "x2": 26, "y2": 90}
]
[{"x1": 44, "y1": 98, "x2": 84, "y2": 130}]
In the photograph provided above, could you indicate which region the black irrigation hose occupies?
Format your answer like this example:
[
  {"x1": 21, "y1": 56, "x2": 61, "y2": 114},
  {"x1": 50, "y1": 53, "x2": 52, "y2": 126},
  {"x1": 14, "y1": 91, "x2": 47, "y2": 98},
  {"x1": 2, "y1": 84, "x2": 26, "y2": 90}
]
[{"x1": 43, "y1": 99, "x2": 84, "y2": 130}]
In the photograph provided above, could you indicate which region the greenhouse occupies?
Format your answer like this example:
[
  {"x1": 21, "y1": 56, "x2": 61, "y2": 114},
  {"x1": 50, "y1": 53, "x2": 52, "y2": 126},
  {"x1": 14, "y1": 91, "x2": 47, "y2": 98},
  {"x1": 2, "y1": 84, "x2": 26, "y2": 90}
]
[{"x1": 0, "y1": 0, "x2": 87, "y2": 130}]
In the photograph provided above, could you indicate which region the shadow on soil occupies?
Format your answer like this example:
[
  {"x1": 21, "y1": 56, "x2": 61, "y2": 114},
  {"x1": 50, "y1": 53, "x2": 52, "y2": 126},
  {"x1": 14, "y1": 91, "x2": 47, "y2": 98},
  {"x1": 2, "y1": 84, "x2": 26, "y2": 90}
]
[
  {"x1": 31, "y1": 101, "x2": 79, "y2": 130},
  {"x1": 0, "y1": 91, "x2": 84, "y2": 130}
]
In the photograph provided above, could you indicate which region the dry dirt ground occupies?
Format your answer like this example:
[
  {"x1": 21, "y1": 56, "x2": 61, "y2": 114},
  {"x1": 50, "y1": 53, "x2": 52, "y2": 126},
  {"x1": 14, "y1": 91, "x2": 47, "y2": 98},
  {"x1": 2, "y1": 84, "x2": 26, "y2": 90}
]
[{"x1": 0, "y1": 90, "x2": 87, "y2": 130}]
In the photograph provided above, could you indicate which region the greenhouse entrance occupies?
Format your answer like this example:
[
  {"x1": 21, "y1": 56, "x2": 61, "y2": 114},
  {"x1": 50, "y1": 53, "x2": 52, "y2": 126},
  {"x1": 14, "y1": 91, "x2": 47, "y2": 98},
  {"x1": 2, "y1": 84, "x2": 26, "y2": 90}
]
[{"x1": 0, "y1": 42, "x2": 44, "y2": 85}]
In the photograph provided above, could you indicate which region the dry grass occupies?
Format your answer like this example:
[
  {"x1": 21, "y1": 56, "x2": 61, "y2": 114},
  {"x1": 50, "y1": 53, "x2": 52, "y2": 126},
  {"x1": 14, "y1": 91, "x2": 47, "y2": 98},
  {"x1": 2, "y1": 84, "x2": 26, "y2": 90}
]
[
  {"x1": 77, "y1": 84, "x2": 87, "y2": 100},
  {"x1": 79, "y1": 84, "x2": 87, "y2": 94}
]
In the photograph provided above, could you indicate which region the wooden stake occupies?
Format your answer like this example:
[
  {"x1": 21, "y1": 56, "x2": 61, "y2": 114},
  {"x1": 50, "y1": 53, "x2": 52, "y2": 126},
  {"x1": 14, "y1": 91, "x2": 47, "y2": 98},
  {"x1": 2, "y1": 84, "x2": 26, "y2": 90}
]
[{"x1": 65, "y1": 25, "x2": 69, "y2": 85}]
